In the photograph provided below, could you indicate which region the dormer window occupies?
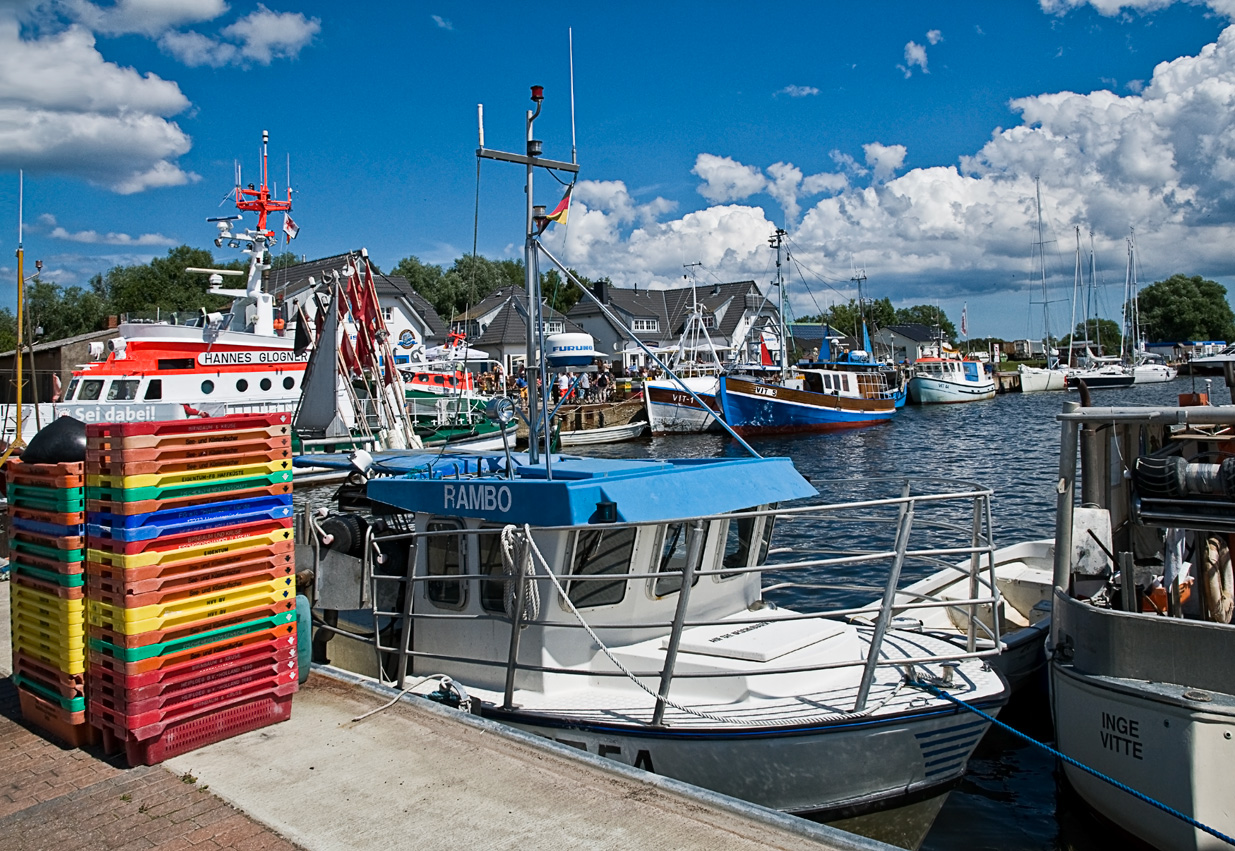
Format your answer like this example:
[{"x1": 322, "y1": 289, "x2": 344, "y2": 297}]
[
  {"x1": 545, "y1": 321, "x2": 565, "y2": 334},
  {"x1": 632, "y1": 319, "x2": 659, "y2": 333}
]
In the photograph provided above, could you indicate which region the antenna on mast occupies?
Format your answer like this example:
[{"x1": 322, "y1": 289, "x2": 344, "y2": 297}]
[{"x1": 569, "y1": 28, "x2": 577, "y2": 165}]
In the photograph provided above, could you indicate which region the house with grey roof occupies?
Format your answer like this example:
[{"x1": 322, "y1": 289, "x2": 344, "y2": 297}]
[
  {"x1": 872, "y1": 323, "x2": 938, "y2": 363},
  {"x1": 452, "y1": 286, "x2": 585, "y2": 371},
  {"x1": 566, "y1": 279, "x2": 781, "y2": 370},
  {"x1": 267, "y1": 253, "x2": 448, "y2": 365}
]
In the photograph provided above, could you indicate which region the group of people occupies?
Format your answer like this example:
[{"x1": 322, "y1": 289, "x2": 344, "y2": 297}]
[{"x1": 503, "y1": 363, "x2": 619, "y2": 407}]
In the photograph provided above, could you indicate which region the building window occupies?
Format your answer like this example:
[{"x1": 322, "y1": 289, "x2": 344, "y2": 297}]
[
  {"x1": 545, "y1": 321, "x2": 565, "y2": 334},
  {"x1": 632, "y1": 319, "x2": 659, "y2": 333},
  {"x1": 383, "y1": 307, "x2": 393, "y2": 321}
]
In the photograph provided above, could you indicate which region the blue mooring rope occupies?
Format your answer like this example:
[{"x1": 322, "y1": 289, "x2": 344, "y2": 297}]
[{"x1": 909, "y1": 680, "x2": 1235, "y2": 847}]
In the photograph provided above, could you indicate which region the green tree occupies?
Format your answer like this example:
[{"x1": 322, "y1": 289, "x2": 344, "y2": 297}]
[
  {"x1": 541, "y1": 268, "x2": 589, "y2": 315},
  {"x1": 22, "y1": 278, "x2": 109, "y2": 342},
  {"x1": 97, "y1": 245, "x2": 238, "y2": 316},
  {"x1": 826, "y1": 297, "x2": 895, "y2": 339},
  {"x1": 1136, "y1": 274, "x2": 1235, "y2": 342},
  {"x1": 894, "y1": 305, "x2": 957, "y2": 342},
  {"x1": 1061, "y1": 318, "x2": 1122, "y2": 358}
]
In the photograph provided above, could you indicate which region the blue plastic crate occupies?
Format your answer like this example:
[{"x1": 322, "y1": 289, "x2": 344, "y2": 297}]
[
  {"x1": 11, "y1": 516, "x2": 86, "y2": 539},
  {"x1": 86, "y1": 495, "x2": 293, "y2": 542}
]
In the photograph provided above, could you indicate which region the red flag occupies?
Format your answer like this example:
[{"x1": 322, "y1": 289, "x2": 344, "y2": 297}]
[
  {"x1": 283, "y1": 214, "x2": 299, "y2": 242},
  {"x1": 760, "y1": 341, "x2": 773, "y2": 366}
]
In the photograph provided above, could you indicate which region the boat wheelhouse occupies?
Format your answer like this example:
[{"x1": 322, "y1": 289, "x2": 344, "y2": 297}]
[{"x1": 907, "y1": 356, "x2": 996, "y2": 405}]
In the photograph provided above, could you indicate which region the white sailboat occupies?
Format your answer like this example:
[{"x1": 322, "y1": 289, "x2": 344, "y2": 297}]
[
  {"x1": 1065, "y1": 228, "x2": 1134, "y2": 391},
  {"x1": 1019, "y1": 179, "x2": 1068, "y2": 393},
  {"x1": 1124, "y1": 229, "x2": 1177, "y2": 384}
]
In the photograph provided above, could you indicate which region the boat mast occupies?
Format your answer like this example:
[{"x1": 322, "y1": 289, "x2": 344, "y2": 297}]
[
  {"x1": 770, "y1": 228, "x2": 788, "y2": 381},
  {"x1": 477, "y1": 87, "x2": 579, "y2": 465},
  {"x1": 1035, "y1": 177, "x2": 1056, "y2": 368}
]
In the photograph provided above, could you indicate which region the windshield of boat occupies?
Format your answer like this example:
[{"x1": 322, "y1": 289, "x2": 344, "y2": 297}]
[
  {"x1": 78, "y1": 379, "x2": 103, "y2": 400},
  {"x1": 653, "y1": 522, "x2": 704, "y2": 597},
  {"x1": 106, "y1": 379, "x2": 140, "y2": 401},
  {"x1": 566, "y1": 526, "x2": 636, "y2": 609},
  {"x1": 425, "y1": 521, "x2": 466, "y2": 609}
]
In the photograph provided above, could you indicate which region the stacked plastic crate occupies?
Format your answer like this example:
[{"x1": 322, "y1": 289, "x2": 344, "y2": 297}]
[
  {"x1": 8, "y1": 458, "x2": 93, "y2": 745},
  {"x1": 83, "y1": 413, "x2": 299, "y2": 766}
]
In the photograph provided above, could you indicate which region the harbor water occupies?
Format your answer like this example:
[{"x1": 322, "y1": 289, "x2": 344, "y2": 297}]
[
  {"x1": 297, "y1": 376, "x2": 1204, "y2": 849},
  {"x1": 581, "y1": 377, "x2": 1201, "y2": 850}
]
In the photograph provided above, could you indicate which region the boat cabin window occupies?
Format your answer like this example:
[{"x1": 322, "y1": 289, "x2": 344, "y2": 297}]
[
  {"x1": 144, "y1": 379, "x2": 162, "y2": 400},
  {"x1": 565, "y1": 526, "x2": 636, "y2": 609},
  {"x1": 65, "y1": 378, "x2": 79, "y2": 400},
  {"x1": 841, "y1": 374, "x2": 850, "y2": 392},
  {"x1": 652, "y1": 522, "x2": 704, "y2": 597},
  {"x1": 78, "y1": 380, "x2": 103, "y2": 401},
  {"x1": 107, "y1": 379, "x2": 140, "y2": 401},
  {"x1": 260, "y1": 378, "x2": 272, "y2": 391},
  {"x1": 157, "y1": 358, "x2": 195, "y2": 371},
  {"x1": 721, "y1": 508, "x2": 777, "y2": 577},
  {"x1": 425, "y1": 521, "x2": 467, "y2": 609},
  {"x1": 283, "y1": 377, "x2": 295, "y2": 390},
  {"x1": 236, "y1": 379, "x2": 249, "y2": 392},
  {"x1": 477, "y1": 529, "x2": 507, "y2": 613},
  {"x1": 201, "y1": 380, "x2": 215, "y2": 394}
]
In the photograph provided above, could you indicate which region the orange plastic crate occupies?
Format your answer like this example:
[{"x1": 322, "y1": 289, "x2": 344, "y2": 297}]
[{"x1": 18, "y1": 687, "x2": 98, "y2": 748}]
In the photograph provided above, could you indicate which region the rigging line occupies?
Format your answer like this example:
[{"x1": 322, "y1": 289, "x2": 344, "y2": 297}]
[
  {"x1": 543, "y1": 167, "x2": 574, "y2": 187},
  {"x1": 781, "y1": 235, "x2": 856, "y2": 289},
  {"x1": 788, "y1": 256, "x2": 831, "y2": 321}
]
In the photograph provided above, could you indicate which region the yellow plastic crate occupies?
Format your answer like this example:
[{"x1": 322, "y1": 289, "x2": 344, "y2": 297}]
[
  {"x1": 86, "y1": 579, "x2": 292, "y2": 635},
  {"x1": 12, "y1": 583, "x2": 86, "y2": 618},
  {"x1": 86, "y1": 459, "x2": 291, "y2": 491},
  {"x1": 86, "y1": 528, "x2": 294, "y2": 569},
  {"x1": 13, "y1": 607, "x2": 87, "y2": 639},
  {"x1": 12, "y1": 634, "x2": 86, "y2": 674}
]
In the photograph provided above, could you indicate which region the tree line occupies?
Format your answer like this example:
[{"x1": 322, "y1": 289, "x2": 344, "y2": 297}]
[{"x1": 1, "y1": 246, "x2": 1230, "y2": 351}]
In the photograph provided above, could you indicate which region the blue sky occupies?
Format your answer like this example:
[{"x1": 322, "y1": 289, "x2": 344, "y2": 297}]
[{"x1": 1, "y1": 0, "x2": 1233, "y2": 340}]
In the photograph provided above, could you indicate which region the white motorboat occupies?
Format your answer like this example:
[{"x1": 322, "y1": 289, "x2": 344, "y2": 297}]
[
  {"x1": 1048, "y1": 402, "x2": 1235, "y2": 851},
  {"x1": 557, "y1": 419, "x2": 648, "y2": 445},
  {"x1": 1128, "y1": 358, "x2": 1177, "y2": 384},
  {"x1": 907, "y1": 356, "x2": 996, "y2": 404},
  {"x1": 645, "y1": 373, "x2": 723, "y2": 434},
  {"x1": 855, "y1": 539, "x2": 1053, "y2": 692}
]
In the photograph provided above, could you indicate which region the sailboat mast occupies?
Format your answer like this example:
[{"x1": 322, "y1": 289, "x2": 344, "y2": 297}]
[
  {"x1": 14, "y1": 170, "x2": 24, "y2": 446},
  {"x1": 770, "y1": 228, "x2": 788, "y2": 381},
  {"x1": 1036, "y1": 178, "x2": 1052, "y2": 364}
]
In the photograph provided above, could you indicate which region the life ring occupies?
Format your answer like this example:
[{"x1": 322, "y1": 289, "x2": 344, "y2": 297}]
[{"x1": 1203, "y1": 535, "x2": 1234, "y2": 624}]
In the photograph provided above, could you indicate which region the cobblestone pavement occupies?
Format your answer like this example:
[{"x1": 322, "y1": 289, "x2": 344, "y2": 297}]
[{"x1": 0, "y1": 677, "x2": 305, "y2": 851}]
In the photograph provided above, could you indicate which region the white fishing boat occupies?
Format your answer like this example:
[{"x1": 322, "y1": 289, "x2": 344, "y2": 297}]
[
  {"x1": 294, "y1": 85, "x2": 1008, "y2": 850},
  {"x1": 644, "y1": 273, "x2": 726, "y2": 435},
  {"x1": 853, "y1": 539, "x2": 1053, "y2": 692},
  {"x1": 907, "y1": 354, "x2": 996, "y2": 405},
  {"x1": 1048, "y1": 402, "x2": 1235, "y2": 851},
  {"x1": 1018, "y1": 363, "x2": 1068, "y2": 393}
]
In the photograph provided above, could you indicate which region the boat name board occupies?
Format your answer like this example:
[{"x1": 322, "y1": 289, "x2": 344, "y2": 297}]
[
  {"x1": 197, "y1": 350, "x2": 308, "y2": 366},
  {"x1": 1099, "y1": 711, "x2": 1144, "y2": 760},
  {"x1": 443, "y1": 483, "x2": 513, "y2": 513}
]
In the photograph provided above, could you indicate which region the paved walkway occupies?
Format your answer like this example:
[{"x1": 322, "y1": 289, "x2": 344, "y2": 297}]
[{"x1": 0, "y1": 580, "x2": 890, "y2": 851}]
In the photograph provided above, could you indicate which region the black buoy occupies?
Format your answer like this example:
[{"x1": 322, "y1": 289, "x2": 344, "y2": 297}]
[{"x1": 20, "y1": 416, "x2": 88, "y2": 465}]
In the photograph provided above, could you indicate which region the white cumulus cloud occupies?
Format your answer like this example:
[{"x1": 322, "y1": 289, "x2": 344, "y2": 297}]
[
  {"x1": 693, "y1": 154, "x2": 767, "y2": 203},
  {"x1": 863, "y1": 142, "x2": 907, "y2": 182},
  {"x1": 49, "y1": 225, "x2": 176, "y2": 246},
  {"x1": 0, "y1": 19, "x2": 197, "y2": 193},
  {"x1": 901, "y1": 40, "x2": 929, "y2": 77},
  {"x1": 61, "y1": 0, "x2": 229, "y2": 37},
  {"x1": 776, "y1": 85, "x2": 820, "y2": 97},
  {"x1": 160, "y1": 5, "x2": 320, "y2": 67}
]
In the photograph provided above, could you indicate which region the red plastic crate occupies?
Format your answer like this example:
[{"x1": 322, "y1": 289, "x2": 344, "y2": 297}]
[
  {"x1": 12, "y1": 529, "x2": 85, "y2": 551},
  {"x1": 90, "y1": 676, "x2": 297, "y2": 739},
  {"x1": 11, "y1": 551, "x2": 84, "y2": 577},
  {"x1": 89, "y1": 650, "x2": 296, "y2": 716},
  {"x1": 88, "y1": 620, "x2": 296, "y2": 677},
  {"x1": 89, "y1": 635, "x2": 295, "y2": 697},
  {"x1": 13, "y1": 650, "x2": 87, "y2": 699},
  {"x1": 87, "y1": 446, "x2": 292, "y2": 478},
  {"x1": 86, "y1": 434, "x2": 290, "y2": 466},
  {"x1": 85, "y1": 413, "x2": 292, "y2": 440},
  {"x1": 87, "y1": 480, "x2": 292, "y2": 517},
  {"x1": 14, "y1": 570, "x2": 86, "y2": 601},
  {"x1": 106, "y1": 689, "x2": 293, "y2": 766},
  {"x1": 6, "y1": 460, "x2": 85, "y2": 488},
  {"x1": 87, "y1": 555, "x2": 293, "y2": 607},
  {"x1": 9, "y1": 504, "x2": 86, "y2": 526}
]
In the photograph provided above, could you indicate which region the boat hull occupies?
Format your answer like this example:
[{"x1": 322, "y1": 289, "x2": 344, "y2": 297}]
[
  {"x1": 1018, "y1": 365, "x2": 1067, "y2": 393},
  {"x1": 1130, "y1": 364, "x2": 1178, "y2": 384},
  {"x1": 486, "y1": 702, "x2": 997, "y2": 819},
  {"x1": 1066, "y1": 371, "x2": 1135, "y2": 390},
  {"x1": 557, "y1": 421, "x2": 648, "y2": 445},
  {"x1": 644, "y1": 377, "x2": 723, "y2": 434},
  {"x1": 717, "y1": 376, "x2": 895, "y2": 435},
  {"x1": 906, "y1": 376, "x2": 996, "y2": 405},
  {"x1": 1050, "y1": 591, "x2": 1235, "y2": 851}
]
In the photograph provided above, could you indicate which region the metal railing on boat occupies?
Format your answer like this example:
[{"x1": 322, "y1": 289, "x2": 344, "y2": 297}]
[{"x1": 309, "y1": 476, "x2": 1003, "y2": 723}]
